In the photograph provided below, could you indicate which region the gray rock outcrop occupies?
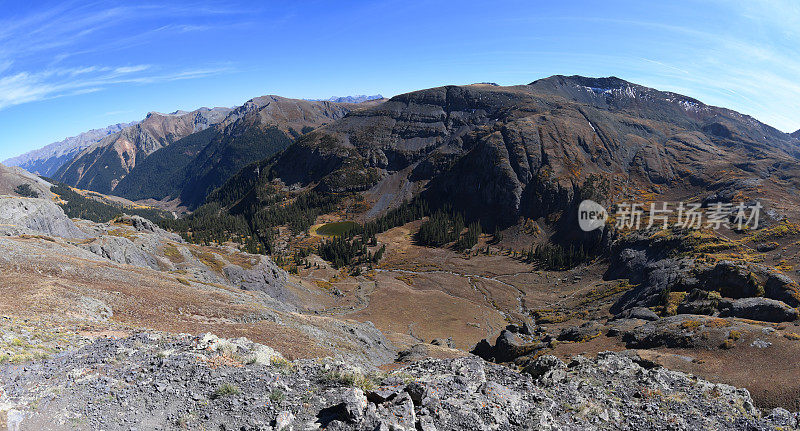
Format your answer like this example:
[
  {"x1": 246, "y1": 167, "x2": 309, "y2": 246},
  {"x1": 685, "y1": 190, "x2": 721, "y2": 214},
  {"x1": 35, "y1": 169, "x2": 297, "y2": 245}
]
[
  {"x1": 0, "y1": 197, "x2": 87, "y2": 238},
  {"x1": 1, "y1": 332, "x2": 793, "y2": 430},
  {"x1": 223, "y1": 258, "x2": 293, "y2": 304},
  {"x1": 79, "y1": 235, "x2": 162, "y2": 270}
]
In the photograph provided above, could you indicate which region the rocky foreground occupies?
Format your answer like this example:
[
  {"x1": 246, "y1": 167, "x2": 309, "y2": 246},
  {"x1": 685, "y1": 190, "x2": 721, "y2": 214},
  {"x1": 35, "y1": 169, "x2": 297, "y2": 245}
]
[{"x1": 1, "y1": 332, "x2": 797, "y2": 431}]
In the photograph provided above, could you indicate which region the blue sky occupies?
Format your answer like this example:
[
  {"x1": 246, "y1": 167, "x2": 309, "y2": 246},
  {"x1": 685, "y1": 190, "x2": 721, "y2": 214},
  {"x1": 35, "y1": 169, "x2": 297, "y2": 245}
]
[{"x1": 1, "y1": 0, "x2": 798, "y2": 161}]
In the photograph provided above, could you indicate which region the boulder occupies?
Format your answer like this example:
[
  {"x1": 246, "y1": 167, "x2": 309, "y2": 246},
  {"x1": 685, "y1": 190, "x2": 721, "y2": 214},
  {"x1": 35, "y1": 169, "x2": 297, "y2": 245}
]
[
  {"x1": 705, "y1": 261, "x2": 759, "y2": 298},
  {"x1": 764, "y1": 273, "x2": 800, "y2": 307},
  {"x1": 274, "y1": 411, "x2": 295, "y2": 430},
  {"x1": 520, "y1": 319, "x2": 536, "y2": 335},
  {"x1": 719, "y1": 297, "x2": 799, "y2": 323},
  {"x1": 340, "y1": 388, "x2": 368, "y2": 423},
  {"x1": 398, "y1": 344, "x2": 431, "y2": 363},
  {"x1": 557, "y1": 321, "x2": 603, "y2": 342},
  {"x1": 117, "y1": 215, "x2": 160, "y2": 233},
  {"x1": 619, "y1": 307, "x2": 660, "y2": 321},
  {"x1": 493, "y1": 330, "x2": 542, "y2": 362},
  {"x1": 472, "y1": 329, "x2": 546, "y2": 363},
  {"x1": 430, "y1": 337, "x2": 455, "y2": 348},
  {"x1": 521, "y1": 355, "x2": 567, "y2": 386},
  {"x1": 470, "y1": 339, "x2": 493, "y2": 359}
]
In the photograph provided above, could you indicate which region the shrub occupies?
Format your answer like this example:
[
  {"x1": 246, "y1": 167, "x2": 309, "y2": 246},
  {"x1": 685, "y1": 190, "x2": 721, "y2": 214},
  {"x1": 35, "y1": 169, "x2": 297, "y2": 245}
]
[
  {"x1": 270, "y1": 357, "x2": 296, "y2": 374},
  {"x1": 680, "y1": 320, "x2": 702, "y2": 331},
  {"x1": 269, "y1": 389, "x2": 286, "y2": 403},
  {"x1": 720, "y1": 339, "x2": 736, "y2": 349},
  {"x1": 213, "y1": 383, "x2": 241, "y2": 398},
  {"x1": 323, "y1": 369, "x2": 377, "y2": 391}
]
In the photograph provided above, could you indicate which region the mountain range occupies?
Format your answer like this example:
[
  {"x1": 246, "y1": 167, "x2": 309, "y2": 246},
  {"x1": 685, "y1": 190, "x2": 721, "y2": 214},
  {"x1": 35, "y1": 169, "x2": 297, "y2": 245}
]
[
  {"x1": 2, "y1": 122, "x2": 137, "y2": 177},
  {"x1": 111, "y1": 96, "x2": 375, "y2": 208},
  {"x1": 9, "y1": 79, "x2": 800, "y2": 222},
  {"x1": 32, "y1": 96, "x2": 381, "y2": 209},
  {"x1": 316, "y1": 95, "x2": 384, "y2": 104},
  {"x1": 53, "y1": 107, "x2": 233, "y2": 194},
  {"x1": 220, "y1": 75, "x2": 799, "y2": 234}
]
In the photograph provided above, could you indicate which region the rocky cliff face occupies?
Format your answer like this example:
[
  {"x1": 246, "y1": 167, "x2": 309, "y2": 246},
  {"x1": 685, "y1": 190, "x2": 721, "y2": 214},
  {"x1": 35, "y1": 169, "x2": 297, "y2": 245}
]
[
  {"x1": 54, "y1": 108, "x2": 232, "y2": 194},
  {"x1": 267, "y1": 78, "x2": 800, "y2": 229},
  {"x1": 173, "y1": 96, "x2": 361, "y2": 208},
  {"x1": 2, "y1": 122, "x2": 136, "y2": 177}
]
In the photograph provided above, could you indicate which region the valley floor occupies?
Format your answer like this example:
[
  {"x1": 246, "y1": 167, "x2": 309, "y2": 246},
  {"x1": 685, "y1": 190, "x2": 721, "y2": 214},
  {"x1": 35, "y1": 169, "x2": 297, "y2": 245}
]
[{"x1": 297, "y1": 220, "x2": 800, "y2": 411}]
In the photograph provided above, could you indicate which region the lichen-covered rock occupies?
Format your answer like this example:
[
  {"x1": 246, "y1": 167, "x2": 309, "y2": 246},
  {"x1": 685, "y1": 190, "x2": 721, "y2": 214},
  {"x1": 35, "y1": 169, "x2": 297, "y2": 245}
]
[
  {"x1": 522, "y1": 355, "x2": 567, "y2": 385},
  {"x1": 617, "y1": 306, "x2": 660, "y2": 321},
  {"x1": 609, "y1": 234, "x2": 800, "y2": 325},
  {"x1": 557, "y1": 321, "x2": 604, "y2": 342},
  {"x1": 764, "y1": 273, "x2": 800, "y2": 307}
]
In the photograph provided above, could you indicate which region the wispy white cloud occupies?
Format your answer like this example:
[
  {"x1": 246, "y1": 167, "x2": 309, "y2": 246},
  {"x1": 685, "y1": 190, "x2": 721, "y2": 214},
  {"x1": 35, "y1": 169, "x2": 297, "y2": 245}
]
[
  {"x1": 0, "y1": 64, "x2": 231, "y2": 110},
  {"x1": 0, "y1": 1, "x2": 242, "y2": 112},
  {"x1": 113, "y1": 65, "x2": 151, "y2": 74}
]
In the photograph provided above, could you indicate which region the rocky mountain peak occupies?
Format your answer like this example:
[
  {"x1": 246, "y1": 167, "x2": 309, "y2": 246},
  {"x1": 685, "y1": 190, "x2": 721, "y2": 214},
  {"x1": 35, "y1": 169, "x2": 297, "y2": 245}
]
[
  {"x1": 529, "y1": 74, "x2": 705, "y2": 108},
  {"x1": 531, "y1": 74, "x2": 633, "y2": 89}
]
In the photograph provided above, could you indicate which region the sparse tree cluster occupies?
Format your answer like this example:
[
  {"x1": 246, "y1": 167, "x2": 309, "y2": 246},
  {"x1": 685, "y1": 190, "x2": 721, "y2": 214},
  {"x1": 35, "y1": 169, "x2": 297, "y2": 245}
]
[
  {"x1": 161, "y1": 202, "x2": 253, "y2": 249},
  {"x1": 417, "y1": 210, "x2": 464, "y2": 247},
  {"x1": 525, "y1": 243, "x2": 588, "y2": 270},
  {"x1": 163, "y1": 190, "x2": 341, "y2": 254},
  {"x1": 360, "y1": 199, "x2": 430, "y2": 239},
  {"x1": 14, "y1": 184, "x2": 39, "y2": 198},
  {"x1": 318, "y1": 235, "x2": 385, "y2": 269},
  {"x1": 455, "y1": 221, "x2": 482, "y2": 251}
]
